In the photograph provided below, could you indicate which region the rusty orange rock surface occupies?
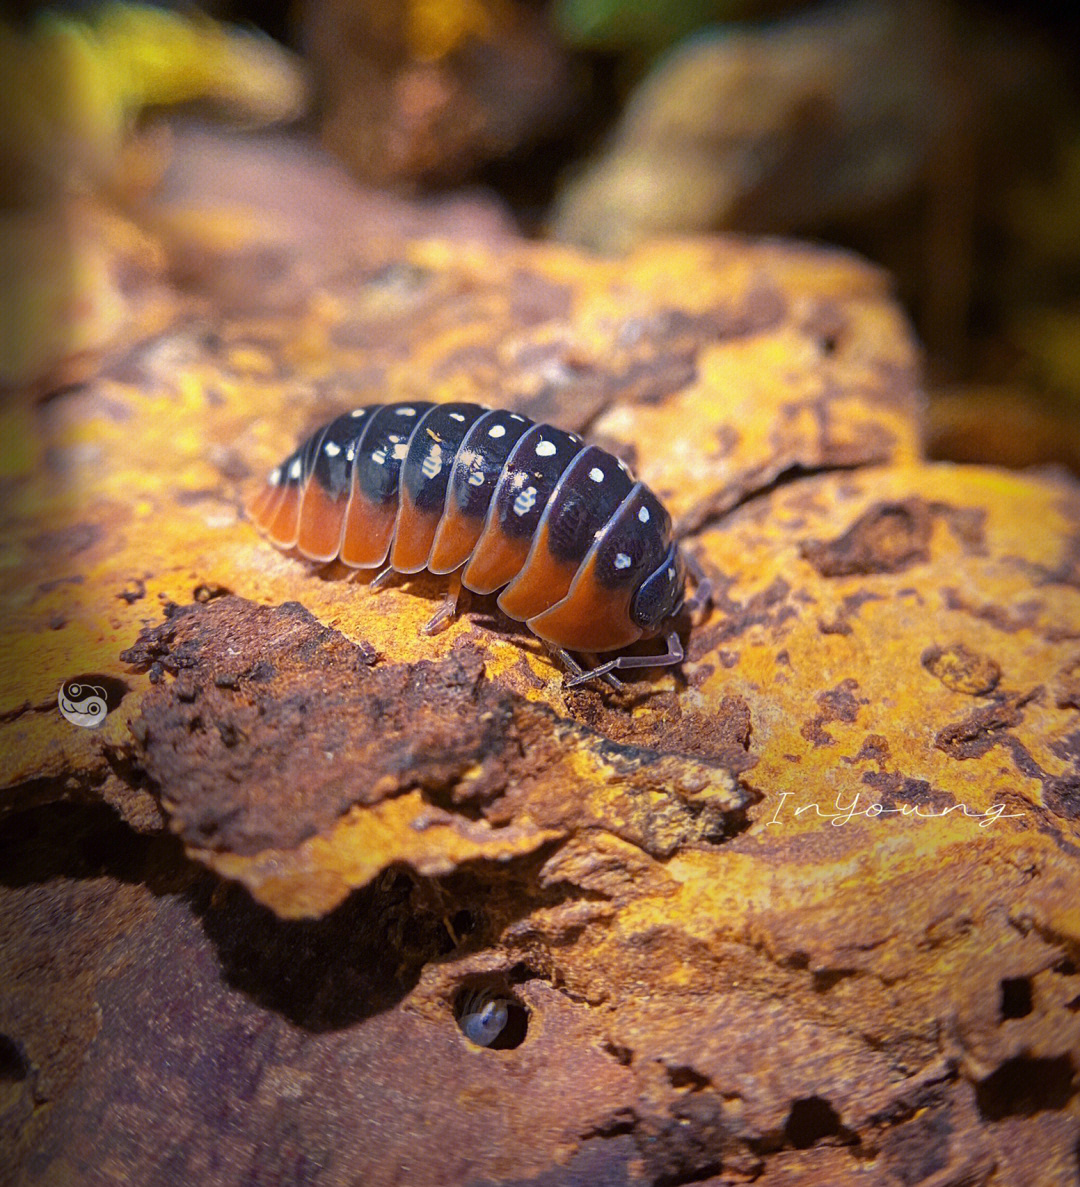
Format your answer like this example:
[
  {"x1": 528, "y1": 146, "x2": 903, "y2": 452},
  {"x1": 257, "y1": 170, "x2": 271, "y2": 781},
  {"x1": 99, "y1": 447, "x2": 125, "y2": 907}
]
[{"x1": 1, "y1": 131, "x2": 1078, "y2": 1185}]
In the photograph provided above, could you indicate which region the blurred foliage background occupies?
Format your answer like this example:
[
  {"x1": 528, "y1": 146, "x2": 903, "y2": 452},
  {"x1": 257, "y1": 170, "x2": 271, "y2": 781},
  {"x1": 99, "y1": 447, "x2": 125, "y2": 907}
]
[{"x1": 3, "y1": 0, "x2": 1080, "y2": 471}]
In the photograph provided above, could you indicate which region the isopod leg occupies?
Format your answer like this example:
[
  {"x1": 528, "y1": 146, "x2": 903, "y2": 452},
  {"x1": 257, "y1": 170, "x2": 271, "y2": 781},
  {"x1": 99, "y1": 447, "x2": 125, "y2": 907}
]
[
  {"x1": 370, "y1": 565, "x2": 398, "y2": 591},
  {"x1": 546, "y1": 644, "x2": 626, "y2": 692},
  {"x1": 564, "y1": 629, "x2": 684, "y2": 689},
  {"x1": 681, "y1": 550, "x2": 713, "y2": 621},
  {"x1": 422, "y1": 573, "x2": 464, "y2": 636}
]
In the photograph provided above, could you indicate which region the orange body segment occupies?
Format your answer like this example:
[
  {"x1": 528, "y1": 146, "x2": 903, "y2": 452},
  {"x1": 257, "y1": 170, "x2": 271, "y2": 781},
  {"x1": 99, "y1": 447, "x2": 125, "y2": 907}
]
[
  {"x1": 428, "y1": 506, "x2": 483, "y2": 574},
  {"x1": 527, "y1": 552, "x2": 642, "y2": 651},
  {"x1": 246, "y1": 481, "x2": 279, "y2": 527},
  {"x1": 340, "y1": 492, "x2": 395, "y2": 568},
  {"x1": 389, "y1": 496, "x2": 442, "y2": 573},
  {"x1": 496, "y1": 522, "x2": 581, "y2": 621},
  {"x1": 296, "y1": 481, "x2": 348, "y2": 562},
  {"x1": 265, "y1": 483, "x2": 302, "y2": 548},
  {"x1": 461, "y1": 525, "x2": 532, "y2": 595}
]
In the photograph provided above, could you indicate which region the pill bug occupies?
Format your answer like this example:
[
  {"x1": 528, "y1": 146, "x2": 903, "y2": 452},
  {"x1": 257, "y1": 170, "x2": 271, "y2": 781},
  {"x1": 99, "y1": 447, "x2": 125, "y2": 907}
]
[
  {"x1": 456, "y1": 987, "x2": 511, "y2": 1047},
  {"x1": 247, "y1": 402, "x2": 707, "y2": 686}
]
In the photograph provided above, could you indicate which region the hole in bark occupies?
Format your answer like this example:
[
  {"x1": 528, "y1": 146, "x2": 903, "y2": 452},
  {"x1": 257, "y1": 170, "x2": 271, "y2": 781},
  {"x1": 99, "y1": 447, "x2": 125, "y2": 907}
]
[
  {"x1": 449, "y1": 909, "x2": 475, "y2": 942},
  {"x1": 813, "y1": 968, "x2": 857, "y2": 992},
  {"x1": 1067, "y1": 995, "x2": 1080, "y2": 1013},
  {"x1": 193, "y1": 583, "x2": 232, "y2": 603},
  {"x1": 784, "y1": 1097, "x2": 847, "y2": 1148},
  {"x1": 666, "y1": 1065, "x2": 711, "y2": 1092},
  {"x1": 975, "y1": 1055, "x2": 1075, "y2": 1120},
  {"x1": 0, "y1": 1034, "x2": 28, "y2": 1081},
  {"x1": 454, "y1": 984, "x2": 528, "y2": 1050},
  {"x1": 1053, "y1": 956, "x2": 1078, "y2": 976},
  {"x1": 603, "y1": 1040, "x2": 633, "y2": 1066},
  {"x1": 1000, "y1": 976, "x2": 1034, "y2": 1019}
]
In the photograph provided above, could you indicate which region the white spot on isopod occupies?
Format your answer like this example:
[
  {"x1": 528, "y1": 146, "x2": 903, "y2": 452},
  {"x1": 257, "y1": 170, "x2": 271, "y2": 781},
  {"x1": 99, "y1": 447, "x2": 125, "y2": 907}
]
[
  {"x1": 324, "y1": 441, "x2": 341, "y2": 457},
  {"x1": 667, "y1": 567, "x2": 676, "y2": 578},
  {"x1": 535, "y1": 440, "x2": 556, "y2": 457},
  {"x1": 289, "y1": 459, "x2": 302, "y2": 480},
  {"x1": 372, "y1": 449, "x2": 386, "y2": 465},
  {"x1": 614, "y1": 552, "x2": 632, "y2": 569},
  {"x1": 468, "y1": 471, "x2": 485, "y2": 486},
  {"x1": 589, "y1": 467, "x2": 604, "y2": 483},
  {"x1": 510, "y1": 413, "x2": 525, "y2": 421},
  {"x1": 393, "y1": 442, "x2": 409, "y2": 460},
  {"x1": 514, "y1": 486, "x2": 537, "y2": 516},
  {"x1": 489, "y1": 424, "x2": 507, "y2": 438},
  {"x1": 397, "y1": 406, "x2": 416, "y2": 416},
  {"x1": 449, "y1": 412, "x2": 466, "y2": 422},
  {"x1": 350, "y1": 408, "x2": 366, "y2": 417},
  {"x1": 346, "y1": 447, "x2": 356, "y2": 462},
  {"x1": 269, "y1": 467, "x2": 281, "y2": 485},
  {"x1": 638, "y1": 506, "x2": 650, "y2": 523},
  {"x1": 422, "y1": 444, "x2": 443, "y2": 479}
]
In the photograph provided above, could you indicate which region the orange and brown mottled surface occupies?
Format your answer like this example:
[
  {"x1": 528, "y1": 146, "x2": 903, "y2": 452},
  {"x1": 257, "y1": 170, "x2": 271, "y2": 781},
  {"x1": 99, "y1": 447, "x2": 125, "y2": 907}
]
[{"x1": 2, "y1": 131, "x2": 1078, "y2": 1186}]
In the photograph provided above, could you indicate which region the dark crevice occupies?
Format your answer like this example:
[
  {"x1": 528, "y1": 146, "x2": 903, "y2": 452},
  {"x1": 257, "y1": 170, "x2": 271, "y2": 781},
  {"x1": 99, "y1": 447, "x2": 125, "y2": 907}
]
[
  {"x1": 581, "y1": 1109, "x2": 637, "y2": 1140},
  {"x1": 0, "y1": 799, "x2": 589, "y2": 1034},
  {"x1": 665, "y1": 1065, "x2": 712, "y2": 1092},
  {"x1": 783, "y1": 1096, "x2": 859, "y2": 1149},
  {"x1": 573, "y1": 394, "x2": 619, "y2": 440},
  {"x1": 0, "y1": 1033, "x2": 29, "y2": 1082},
  {"x1": 190, "y1": 867, "x2": 451, "y2": 1031},
  {"x1": 813, "y1": 967, "x2": 859, "y2": 993},
  {"x1": 675, "y1": 461, "x2": 865, "y2": 540},
  {"x1": 602, "y1": 1040, "x2": 633, "y2": 1067},
  {"x1": 999, "y1": 976, "x2": 1034, "y2": 1019},
  {"x1": 974, "y1": 1054, "x2": 1076, "y2": 1120},
  {"x1": 193, "y1": 842, "x2": 591, "y2": 1031},
  {"x1": 0, "y1": 799, "x2": 190, "y2": 895},
  {"x1": 449, "y1": 908, "x2": 476, "y2": 942},
  {"x1": 0, "y1": 701, "x2": 37, "y2": 725}
]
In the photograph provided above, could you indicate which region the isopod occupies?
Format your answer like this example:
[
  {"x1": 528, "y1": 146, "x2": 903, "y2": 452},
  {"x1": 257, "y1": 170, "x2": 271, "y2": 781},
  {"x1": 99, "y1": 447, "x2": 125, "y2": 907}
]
[{"x1": 247, "y1": 402, "x2": 706, "y2": 686}]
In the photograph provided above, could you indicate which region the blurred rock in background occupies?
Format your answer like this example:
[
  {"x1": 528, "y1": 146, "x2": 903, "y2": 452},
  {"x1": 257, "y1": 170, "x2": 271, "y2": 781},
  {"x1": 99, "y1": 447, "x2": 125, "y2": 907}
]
[
  {"x1": 545, "y1": 0, "x2": 1080, "y2": 470},
  {"x1": 303, "y1": 0, "x2": 580, "y2": 188},
  {"x1": 0, "y1": 3, "x2": 309, "y2": 390},
  {"x1": 6, "y1": 0, "x2": 1080, "y2": 472}
]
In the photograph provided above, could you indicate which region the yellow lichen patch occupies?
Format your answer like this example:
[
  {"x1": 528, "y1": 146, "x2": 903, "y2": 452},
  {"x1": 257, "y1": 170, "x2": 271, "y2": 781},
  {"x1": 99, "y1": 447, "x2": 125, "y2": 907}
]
[
  {"x1": 198, "y1": 792, "x2": 560, "y2": 919},
  {"x1": 689, "y1": 463, "x2": 1080, "y2": 845}
]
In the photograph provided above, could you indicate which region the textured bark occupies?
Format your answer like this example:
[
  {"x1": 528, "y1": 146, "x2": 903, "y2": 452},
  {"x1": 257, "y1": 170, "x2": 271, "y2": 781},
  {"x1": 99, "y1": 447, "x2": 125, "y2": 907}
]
[{"x1": 2, "y1": 129, "x2": 1078, "y2": 1186}]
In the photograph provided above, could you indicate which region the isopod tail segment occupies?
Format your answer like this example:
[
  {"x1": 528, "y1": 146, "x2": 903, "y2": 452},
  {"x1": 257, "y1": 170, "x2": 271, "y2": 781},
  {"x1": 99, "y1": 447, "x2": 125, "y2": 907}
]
[{"x1": 247, "y1": 401, "x2": 712, "y2": 689}]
